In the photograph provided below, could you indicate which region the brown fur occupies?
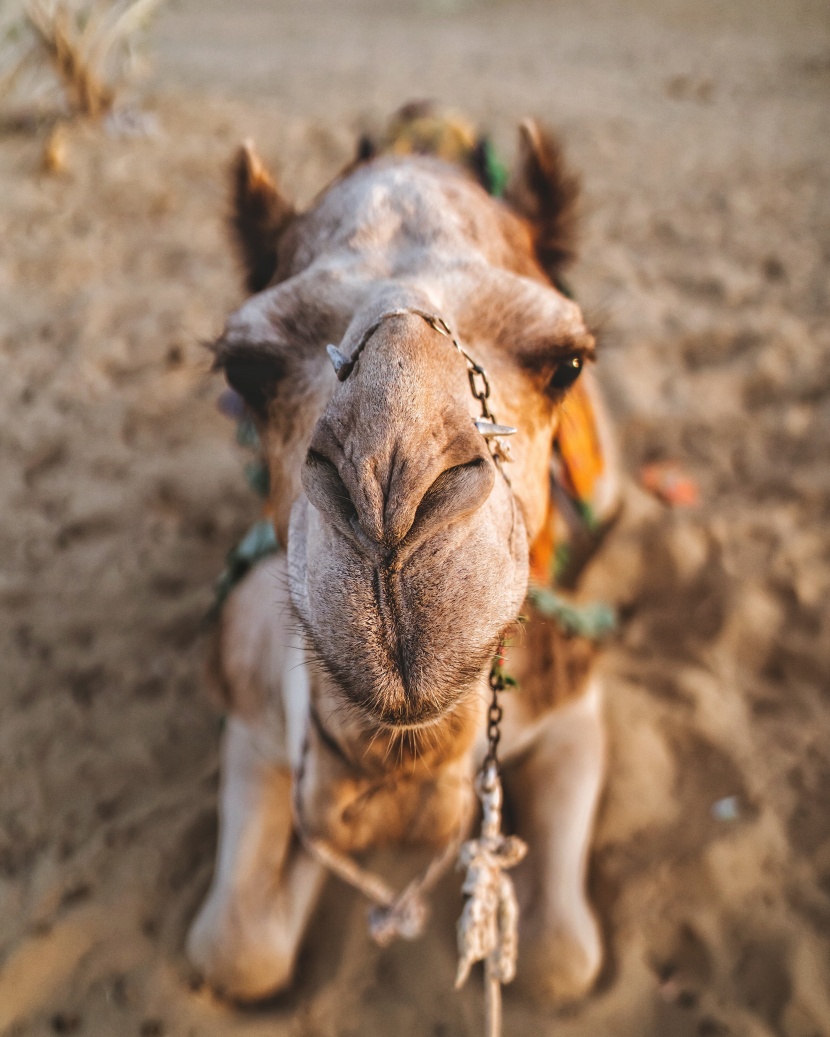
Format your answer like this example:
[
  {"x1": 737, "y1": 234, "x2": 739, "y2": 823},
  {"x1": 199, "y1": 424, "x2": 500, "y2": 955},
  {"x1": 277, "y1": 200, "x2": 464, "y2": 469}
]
[
  {"x1": 188, "y1": 121, "x2": 608, "y2": 1005},
  {"x1": 505, "y1": 118, "x2": 581, "y2": 283},
  {"x1": 510, "y1": 614, "x2": 599, "y2": 717},
  {"x1": 230, "y1": 141, "x2": 295, "y2": 294}
]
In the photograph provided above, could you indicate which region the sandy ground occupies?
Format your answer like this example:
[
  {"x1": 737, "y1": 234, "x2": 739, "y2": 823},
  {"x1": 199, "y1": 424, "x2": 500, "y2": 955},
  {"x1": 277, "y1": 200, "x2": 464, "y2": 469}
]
[{"x1": 1, "y1": 0, "x2": 829, "y2": 1034}]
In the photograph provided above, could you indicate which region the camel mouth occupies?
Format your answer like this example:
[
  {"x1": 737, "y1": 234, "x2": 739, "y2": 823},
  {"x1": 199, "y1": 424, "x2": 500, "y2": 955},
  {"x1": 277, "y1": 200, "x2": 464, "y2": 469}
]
[
  {"x1": 288, "y1": 493, "x2": 528, "y2": 730},
  {"x1": 294, "y1": 591, "x2": 497, "y2": 729},
  {"x1": 327, "y1": 637, "x2": 495, "y2": 730}
]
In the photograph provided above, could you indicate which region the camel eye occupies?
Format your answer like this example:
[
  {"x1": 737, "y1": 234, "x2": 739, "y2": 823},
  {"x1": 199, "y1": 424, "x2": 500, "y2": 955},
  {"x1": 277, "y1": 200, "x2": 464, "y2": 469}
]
[
  {"x1": 548, "y1": 355, "x2": 583, "y2": 393},
  {"x1": 223, "y1": 350, "x2": 285, "y2": 416}
]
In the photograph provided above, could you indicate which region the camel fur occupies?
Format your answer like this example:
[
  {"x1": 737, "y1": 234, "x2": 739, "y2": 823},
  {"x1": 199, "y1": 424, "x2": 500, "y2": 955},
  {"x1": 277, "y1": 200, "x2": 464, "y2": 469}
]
[{"x1": 187, "y1": 119, "x2": 609, "y2": 1006}]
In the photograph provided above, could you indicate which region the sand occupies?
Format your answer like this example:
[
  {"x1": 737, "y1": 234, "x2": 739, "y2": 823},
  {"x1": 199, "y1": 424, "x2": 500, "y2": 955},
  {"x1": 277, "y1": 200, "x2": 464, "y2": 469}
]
[{"x1": 1, "y1": 0, "x2": 829, "y2": 1034}]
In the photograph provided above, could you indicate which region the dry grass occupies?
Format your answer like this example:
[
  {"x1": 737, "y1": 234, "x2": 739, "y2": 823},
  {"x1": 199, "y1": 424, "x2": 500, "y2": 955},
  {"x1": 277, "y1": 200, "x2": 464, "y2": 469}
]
[{"x1": 0, "y1": 0, "x2": 166, "y2": 118}]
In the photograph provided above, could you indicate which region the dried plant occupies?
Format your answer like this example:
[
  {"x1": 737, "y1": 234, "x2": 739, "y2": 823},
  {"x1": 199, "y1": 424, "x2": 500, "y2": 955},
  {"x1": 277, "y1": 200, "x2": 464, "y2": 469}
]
[{"x1": 0, "y1": 0, "x2": 166, "y2": 118}]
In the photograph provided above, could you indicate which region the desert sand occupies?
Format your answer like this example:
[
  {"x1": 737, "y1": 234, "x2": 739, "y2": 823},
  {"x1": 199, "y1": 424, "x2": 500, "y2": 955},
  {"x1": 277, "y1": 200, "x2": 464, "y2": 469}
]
[{"x1": 1, "y1": 0, "x2": 829, "y2": 1034}]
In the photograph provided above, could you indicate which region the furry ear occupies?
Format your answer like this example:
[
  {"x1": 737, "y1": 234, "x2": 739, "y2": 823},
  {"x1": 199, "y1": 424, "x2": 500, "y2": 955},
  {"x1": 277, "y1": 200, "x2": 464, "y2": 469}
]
[
  {"x1": 505, "y1": 119, "x2": 580, "y2": 285},
  {"x1": 231, "y1": 140, "x2": 295, "y2": 294}
]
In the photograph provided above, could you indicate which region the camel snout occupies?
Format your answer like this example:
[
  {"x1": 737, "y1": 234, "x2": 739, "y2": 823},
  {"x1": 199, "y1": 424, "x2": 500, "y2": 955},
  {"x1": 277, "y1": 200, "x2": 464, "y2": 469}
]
[{"x1": 302, "y1": 420, "x2": 494, "y2": 559}]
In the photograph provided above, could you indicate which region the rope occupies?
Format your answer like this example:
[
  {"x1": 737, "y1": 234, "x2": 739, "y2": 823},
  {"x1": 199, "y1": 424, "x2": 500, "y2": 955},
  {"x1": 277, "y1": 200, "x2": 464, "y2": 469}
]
[
  {"x1": 455, "y1": 754, "x2": 527, "y2": 1037},
  {"x1": 485, "y1": 967, "x2": 502, "y2": 1037},
  {"x1": 293, "y1": 716, "x2": 523, "y2": 1037},
  {"x1": 291, "y1": 723, "x2": 474, "y2": 947}
]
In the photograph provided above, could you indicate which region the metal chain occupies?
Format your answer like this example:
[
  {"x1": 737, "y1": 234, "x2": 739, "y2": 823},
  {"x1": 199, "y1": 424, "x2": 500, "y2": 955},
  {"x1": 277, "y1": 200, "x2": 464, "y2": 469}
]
[
  {"x1": 407, "y1": 310, "x2": 512, "y2": 474},
  {"x1": 416, "y1": 311, "x2": 494, "y2": 420},
  {"x1": 468, "y1": 363, "x2": 497, "y2": 425},
  {"x1": 484, "y1": 648, "x2": 506, "y2": 769}
]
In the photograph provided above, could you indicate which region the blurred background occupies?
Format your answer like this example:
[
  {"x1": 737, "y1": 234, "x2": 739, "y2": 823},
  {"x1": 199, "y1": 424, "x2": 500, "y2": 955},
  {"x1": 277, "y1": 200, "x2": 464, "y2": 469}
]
[{"x1": 0, "y1": 1, "x2": 829, "y2": 1034}]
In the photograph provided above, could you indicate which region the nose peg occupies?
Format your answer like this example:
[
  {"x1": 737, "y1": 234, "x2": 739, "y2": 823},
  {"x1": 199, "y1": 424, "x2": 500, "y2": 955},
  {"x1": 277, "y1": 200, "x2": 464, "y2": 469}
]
[
  {"x1": 474, "y1": 420, "x2": 517, "y2": 438},
  {"x1": 326, "y1": 344, "x2": 353, "y2": 381}
]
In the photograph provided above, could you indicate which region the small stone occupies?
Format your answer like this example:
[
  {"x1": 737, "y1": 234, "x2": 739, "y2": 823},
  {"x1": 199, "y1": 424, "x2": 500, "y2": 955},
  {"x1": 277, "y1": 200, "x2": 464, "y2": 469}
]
[{"x1": 710, "y1": 796, "x2": 740, "y2": 822}]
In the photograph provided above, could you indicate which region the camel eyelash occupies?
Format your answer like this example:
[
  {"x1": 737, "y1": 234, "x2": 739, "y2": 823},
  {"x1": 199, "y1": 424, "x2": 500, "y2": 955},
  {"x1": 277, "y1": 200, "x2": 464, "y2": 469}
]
[{"x1": 516, "y1": 334, "x2": 595, "y2": 393}]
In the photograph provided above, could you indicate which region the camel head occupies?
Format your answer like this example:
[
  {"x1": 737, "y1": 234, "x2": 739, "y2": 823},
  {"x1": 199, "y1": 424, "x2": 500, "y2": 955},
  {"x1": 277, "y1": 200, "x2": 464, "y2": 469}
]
[{"x1": 213, "y1": 120, "x2": 594, "y2": 731}]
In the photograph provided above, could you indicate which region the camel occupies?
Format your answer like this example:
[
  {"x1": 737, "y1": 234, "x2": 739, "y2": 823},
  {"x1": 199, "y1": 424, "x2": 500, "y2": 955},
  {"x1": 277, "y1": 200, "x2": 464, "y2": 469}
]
[{"x1": 186, "y1": 114, "x2": 616, "y2": 1008}]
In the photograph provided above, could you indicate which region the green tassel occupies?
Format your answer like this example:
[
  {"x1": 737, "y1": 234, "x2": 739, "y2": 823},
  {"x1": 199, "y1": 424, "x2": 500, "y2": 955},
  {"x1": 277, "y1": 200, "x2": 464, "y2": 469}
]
[
  {"x1": 207, "y1": 519, "x2": 279, "y2": 623},
  {"x1": 528, "y1": 585, "x2": 616, "y2": 641},
  {"x1": 245, "y1": 459, "x2": 270, "y2": 498},
  {"x1": 482, "y1": 139, "x2": 509, "y2": 198},
  {"x1": 236, "y1": 415, "x2": 261, "y2": 450},
  {"x1": 489, "y1": 652, "x2": 519, "y2": 690}
]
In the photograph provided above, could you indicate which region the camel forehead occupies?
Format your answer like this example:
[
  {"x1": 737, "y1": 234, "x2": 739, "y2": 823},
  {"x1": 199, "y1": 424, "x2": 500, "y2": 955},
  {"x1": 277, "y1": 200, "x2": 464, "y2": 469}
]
[
  {"x1": 220, "y1": 156, "x2": 585, "y2": 364},
  {"x1": 291, "y1": 157, "x2": 532, "y2": 271}
]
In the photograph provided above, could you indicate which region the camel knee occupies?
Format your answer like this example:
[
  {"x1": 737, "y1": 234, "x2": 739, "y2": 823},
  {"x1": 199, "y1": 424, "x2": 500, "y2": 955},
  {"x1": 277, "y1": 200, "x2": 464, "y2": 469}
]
[
  {"x1": 185, "y1": 875, "x2": 307, "y2": 1003},
  {"x1": 187, "y1": 822, "x2": 329, "y2": 1002},
  {"x1": 517, "y1": 902, "x2": 602, "y2": 1004},
  {"x1": 187, "y1": 843, "x2": 326, "y2": 1002},
  {"x1": 187, "y1": 889, "x2": 296, "y2": 1002}
]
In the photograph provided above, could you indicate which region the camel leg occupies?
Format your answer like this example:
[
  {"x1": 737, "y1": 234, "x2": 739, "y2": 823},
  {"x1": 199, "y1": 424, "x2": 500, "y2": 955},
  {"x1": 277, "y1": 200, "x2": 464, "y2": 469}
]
[
  {"x1": 504, "y1": 679, "x2": 606, "y2": 1004},
  {"x1": 187, "y1": 556, "x2": 325, "y2": 1000},
  {"x1": 187, "y1": 715, "x2": 326, "y2": 1001}
]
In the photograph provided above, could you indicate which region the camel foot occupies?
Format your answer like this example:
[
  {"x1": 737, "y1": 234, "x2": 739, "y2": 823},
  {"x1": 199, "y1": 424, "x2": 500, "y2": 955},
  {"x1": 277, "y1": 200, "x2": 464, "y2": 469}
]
[
  {"x1": 516, "y1": 902, "x2": 602, "y2": 1005},
  {"x1": 186, "y1": 895, "x2": 297, "y2": 1002}
]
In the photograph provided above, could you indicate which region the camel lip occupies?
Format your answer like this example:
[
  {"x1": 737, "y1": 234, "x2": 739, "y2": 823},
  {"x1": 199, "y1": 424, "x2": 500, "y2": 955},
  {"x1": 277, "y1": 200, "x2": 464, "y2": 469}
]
[
  {"x1": 324, "y1": 654, "x2": 466, "y2": 729},
  {"x1": 286, "y1": 494, "x2": 525, "y2": 732},
  {"x1": 341, "y1": 675, "x2": 488, "y2": 742},
  {"x1": 353, "y1": 691, "x2": 459, "y2": 730},
  {"x1": 289, "y1": 601, "x2": 486, "y2": 728}
]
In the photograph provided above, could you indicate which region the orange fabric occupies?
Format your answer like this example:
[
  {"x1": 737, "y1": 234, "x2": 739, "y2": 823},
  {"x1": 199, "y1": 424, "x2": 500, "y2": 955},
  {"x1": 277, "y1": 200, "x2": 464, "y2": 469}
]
[
  {"x1": 554, "y1": 379, "x2": 605, "y2": 504},
  {"x1": 529, "y1": 374, "x2": 617, "y2": 587},
  {"x1": 529, "y1": 504, "x2": 557, "y2": 584}
]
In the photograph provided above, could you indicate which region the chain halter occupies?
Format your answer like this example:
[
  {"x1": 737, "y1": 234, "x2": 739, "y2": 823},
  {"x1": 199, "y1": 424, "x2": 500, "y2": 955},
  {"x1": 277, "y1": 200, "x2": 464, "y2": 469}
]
[
  {"x1": 322, "y1": 308, "x2": 524, "y2": 1037},
  {"x1": 327, "y1": 307, "x2": 517, "y2": 475}
]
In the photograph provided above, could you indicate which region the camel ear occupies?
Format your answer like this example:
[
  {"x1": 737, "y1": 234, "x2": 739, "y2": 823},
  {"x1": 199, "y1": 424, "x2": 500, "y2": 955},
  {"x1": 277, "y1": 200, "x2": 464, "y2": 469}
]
[
  {"x1": 505, "y1": 119, "x2": 580, "y2": 284},
  {"x1": 231, "y1": 140, "x2": 295, "y2": 294}
]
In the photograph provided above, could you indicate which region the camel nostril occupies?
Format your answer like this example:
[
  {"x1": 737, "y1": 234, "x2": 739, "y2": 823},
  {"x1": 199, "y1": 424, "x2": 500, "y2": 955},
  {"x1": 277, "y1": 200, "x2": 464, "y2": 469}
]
[
  {"x1": 404, "y1": 455, "x2": 495, "y2": 545},
  {"x1": 302, "y1": 449, "x2": 358, "y2": 531},
  {"x1": 303, "y1": 447, "x2": 495, "y2": 558}
]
